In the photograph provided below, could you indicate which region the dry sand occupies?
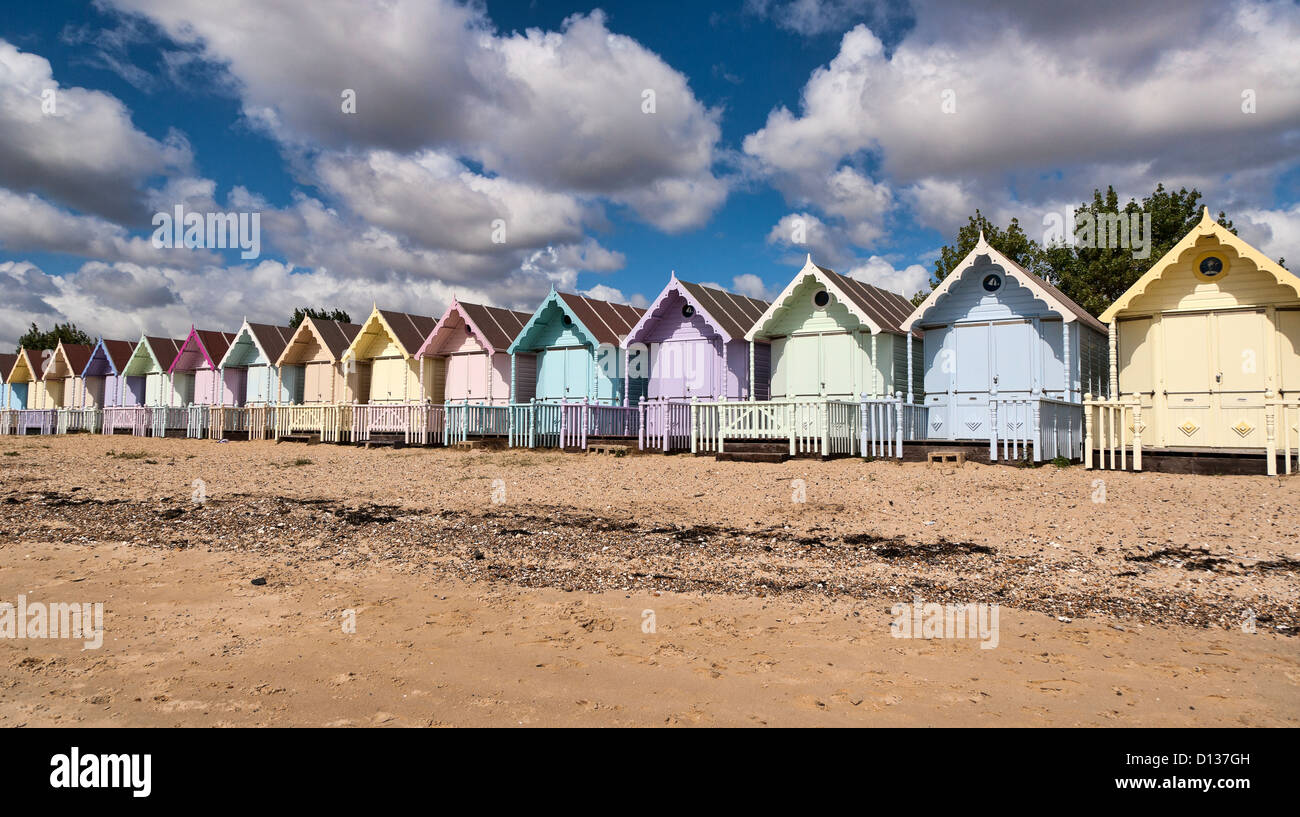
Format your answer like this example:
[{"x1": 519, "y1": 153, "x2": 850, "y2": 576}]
[{"x1": 0, "y1": 434, "x2": 1296, "y2": 727}]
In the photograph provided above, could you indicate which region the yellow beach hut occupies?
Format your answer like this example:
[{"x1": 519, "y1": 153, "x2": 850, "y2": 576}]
[
  {"x1": 44, "y1": 342, "x2": 96, "y2": 432},
  {"x1": 340, "y1": 307, "x2": 438, "y2": 442},
  {"x1": 1087, "y1": 209, "x2": 1300, "y2": 474},
  {"x1": 5, "y1": 349, "x2": 53, "y2": 434}
]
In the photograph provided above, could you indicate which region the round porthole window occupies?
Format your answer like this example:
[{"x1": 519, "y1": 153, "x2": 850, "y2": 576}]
[
  {"x1": 982, "y1": 273, "x2": 1002, "y2": 293},
  {"x1": 682, "y1": 304, "x2": 695, "y2": 319},
  {"x1": 812, "y1": 289, "x2": 831, "y2": 309},
  {"x1": 1196, "y1": 253, "x2": 1226, "y2": 280},
  {"x1": 562, "y1": 314, "x2": 573, "y2": 326}
]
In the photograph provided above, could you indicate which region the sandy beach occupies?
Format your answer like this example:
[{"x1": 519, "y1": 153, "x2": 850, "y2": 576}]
[{"x1": 0, "y1": 434, "x2": 1296, "y2": 726}]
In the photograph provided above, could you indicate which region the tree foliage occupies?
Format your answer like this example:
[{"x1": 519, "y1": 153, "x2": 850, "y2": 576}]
[
  {"x1": 921, "y1": 184, "x2": 1237, "y2": 316},
  {"x1": 15, "y1": 321, "x2": 93, "y2": 353},
  {"x1": 289, "y1": 307, "x2": 352, "y2": 329}
]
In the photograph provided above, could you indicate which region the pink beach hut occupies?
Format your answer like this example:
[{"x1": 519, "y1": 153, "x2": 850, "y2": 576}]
[
  {"x1": 417, "y1": 298, "x2": 532, "y2": 406},
  {"x1": 168, "y1": 328, "x2": 239, "y2": 407}
]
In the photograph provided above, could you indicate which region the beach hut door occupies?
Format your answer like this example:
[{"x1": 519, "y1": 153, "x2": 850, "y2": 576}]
[
  {"x1": 1280, "y1": 309, "x2": 1300, "y2": 398},
  {"x1": 991, "y1": 320, "x2": 1032, "y2": 396},
  {"x1": 537, "y1": 347, "x2": 587, "y2": 400},
  {"x1": 1159, "y1": 312, "x2": 1212, "y2": 446},
  {"x1": 1214, "y1": 309, "x2": 1267, "y2": 447},
  {"x1": 652, "y1": 339, "x2": 711, "y2": 398}
]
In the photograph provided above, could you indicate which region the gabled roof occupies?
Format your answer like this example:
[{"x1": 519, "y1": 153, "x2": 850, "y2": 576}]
[
  {"x1": 8, "y1": 348, "x2": 46, "y2": 383},
  {"x1": 1100, "y1": 208, "x2": 1300, "y2": 323},
  {"x1": 247, "y1": 322, "x2": 295, "y2": 364},
  {"x1": 417, "y1": 298, "x2": 532, "y2": 357},
  {"x1": 0, "y1": 353, "x2": 15, "y2": 384},
  {"x1": 169, "y1": 328, "x2": 237, "y2": 374},
  {"x1": 508, "y1": 289, "x2": 646, "y2": 353},
  {"x1": 342, "y1": 307, "x2": 437, "y2": 361},
  {"x1": 558, "y1": 292, "x2": 644, "y2": 346},
  {"x1": 625, "y1": 272, "x2": 770, "y2": 345},
  {"x1": 903, "y1": 234, "x2": 1106, "y2": 334},
  {"x1": 275, "y1": 317, "x2": 362, "y2": 366},
  {"x1": 101, "y1": 339, "x2": 136, "y2": 374},
  {"x1": 46, "y1": 342, "x2": 93, "y2": 380},
  {"x1": 81, "y1": 338, "x2": 136, "y2": 378},
  {"x1": 219, "y1": 320, "x2": 296, "y2": 368},
  {"x1": 143, "y1": 336, "x2": 186, "y2": 371},
  {"x1": 747, "y1": 256, "x2": 917, "y2": 341}
]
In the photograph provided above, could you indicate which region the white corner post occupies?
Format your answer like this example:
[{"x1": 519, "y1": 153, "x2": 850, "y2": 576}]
[{"x1": 1108, "y1": 323, "x2": 1118, "y2": 399}]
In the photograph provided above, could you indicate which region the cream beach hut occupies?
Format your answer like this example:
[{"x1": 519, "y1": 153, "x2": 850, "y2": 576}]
[{"x1": 1088, "y1": 209, "x2": 1300, "y2": 473}]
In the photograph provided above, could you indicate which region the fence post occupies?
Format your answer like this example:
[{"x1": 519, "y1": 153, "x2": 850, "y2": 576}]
[
  {"x1": 1031, "y1": 399, "x2": 1042, "y2": 462},
  {"x1": 1133, "y1": 401, "x2": 1143, "y2": 472},
  {"x1": 858, "y1": 393, "x2": 867, "y2": 458},
  {"x1": 1265, "y1": 392, "x2": 1276, "y2": 477},
  {"x1": 895, "y1": 392, "x2": 903, "y2": 458},
  {"x1": 1083, "y1": 394, "x2": 1093, "y2": 469},
  {"x1": 988, "y1": 383, "x2": 999, "y2": 462},
  {"x1": 528, "y1": 398, "x2": 536, "y2": 449},
  {"x1": 788, "y1": 402, "x2": 796, "y2": 457},
  {"x1": 820, "y1": 401, "x2": 829, "y2": 458},
  {"x1": 690, "y1": 396, "x2": 699, "y2": 455}
]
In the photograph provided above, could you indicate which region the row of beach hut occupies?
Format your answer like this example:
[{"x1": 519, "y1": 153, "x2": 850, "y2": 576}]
[{"x1": 3, "y1": 211, "x2": 1298, "y2": 473}]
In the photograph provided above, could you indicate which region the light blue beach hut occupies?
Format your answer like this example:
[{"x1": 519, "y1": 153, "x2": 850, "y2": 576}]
[
  {"x1": 507, "y1": 289, "x2": 646, "y2": 405},
  {"x1": 901, "y1": 234, "x2": 1108, "y2": 457}
]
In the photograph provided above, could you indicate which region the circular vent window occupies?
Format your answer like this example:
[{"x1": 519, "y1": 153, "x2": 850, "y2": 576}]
[
  {"x1": 982, "y1": 273, "x2": 1002, "y2": 293},
  {"x1": 562, "y1": 314, "x2": 573, "y2": 326},
  {"x1": 1198, "y1": 255, "x2": 1225, "y2": 278},
  {"x1": 682, "y1": 304, "x2": 695, "y2": 319},
  {"x1": 812, "y1": 289, "x2": 831, "y2": 309}
]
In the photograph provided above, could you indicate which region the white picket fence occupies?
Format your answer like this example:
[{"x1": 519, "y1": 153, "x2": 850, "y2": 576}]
[
  {"x1": 151, "y1": 406, "x2": 188, "y2": 438},
  {"x1": 56, "y1": 408, "x2": 102, "y2": 434},
  {"x1": 990, "y1": 396, "x2": 1082, "y2": 462},
  {"x1": 1082, "y1": 396, "x2": 1143, "y2": 471},
  {"x1": 634, "y1": 395, "x2": 913, "y2": 458},
  {"x1": 103, "y1": 406, "x2": 151, "y2": 437},
  {"x1": 11, "y1": 409, "x2": 55, "y2": 435},
  {"x1": 1266, "y1": 398, "x2": 1300, "y2": 476},
  {"x1": 275, "y1": 404, "x2": 352, "y2": 443}
]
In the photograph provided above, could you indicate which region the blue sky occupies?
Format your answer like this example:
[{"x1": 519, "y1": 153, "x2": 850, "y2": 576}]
[{"x1": 1, "y1": 0, "x2": 1297, "y2": 346}]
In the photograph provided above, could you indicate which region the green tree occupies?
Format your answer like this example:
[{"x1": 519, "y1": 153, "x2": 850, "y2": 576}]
[
  {"x1": 1050, "y1": 184, "x2": 1233, "y2": 317},
  {"x1": 923, "y1": 184, "x2": 1234, "y2": 316},
  {"x1": 15, "y1": 321, "x2": 92, "y2": 353},
  {"x1": 289, "y1": 307, "x2": 352, "y2": 329}
]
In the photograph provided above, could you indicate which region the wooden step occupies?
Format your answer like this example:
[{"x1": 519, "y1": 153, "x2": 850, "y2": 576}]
[
  {"x1": 275, "y1": 434, "x2": 319, "y2": 445},
  {"x1": 720, "y1": 441, "x2": 790, "y2": 454},
  {"x1": 715, "y1": 451, "x2": 789, "y2": 464}
]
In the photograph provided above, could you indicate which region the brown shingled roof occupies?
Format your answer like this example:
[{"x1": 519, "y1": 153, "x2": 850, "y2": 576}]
[
  {"x1": 191, "y1": 330, "x2": 237, "y2": 367},
  {"x1": 558, "y1": 292, "x2": 645, "y2": 346},
  {"x1": 0, "y1": 353, "x2": 16, "y2": 383},
  {"x1": 246, "y1": 323, "x2": 296, "y2": 363},
  {"x1": 55, "y1": 343, "x2": 94, "y2": 378},
  {"x1": 311, "y1": 318, "x2": 362, "y2": 360},
  {"x1": 457, "y1": 302, "x2": 532, "y2": 354},
  {"x1": 146, "y1": 337, "x2": 187, "y2": 370},
  {"x1": 101, "y1": 340, "x2": 136, "y2": 372},
  {"x1": 377, "y1": 310, "x2": 438, "y2": 356},
  {"x1": 817, "y1": 265, "x2": 916, "y2": 336},
  {"x1": 677, "y1": 279, "x2": 770, "y2": 341}
]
